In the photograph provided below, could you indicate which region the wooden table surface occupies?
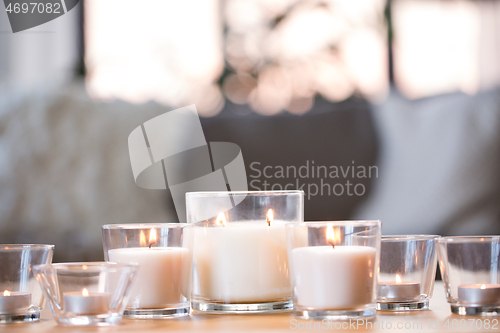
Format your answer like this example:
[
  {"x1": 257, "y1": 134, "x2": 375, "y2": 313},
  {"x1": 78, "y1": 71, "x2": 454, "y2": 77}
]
[{"x1": 3, "y1": 282, "x2": 500, "y2": 333}]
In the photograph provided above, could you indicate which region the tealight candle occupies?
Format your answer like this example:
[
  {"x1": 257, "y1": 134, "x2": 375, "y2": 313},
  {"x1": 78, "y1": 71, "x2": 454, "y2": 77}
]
[
  {"x1": 377, "y1": 275, "x2": 421, "y2": 301},
  {"x1": 0, "y1": 290, "x2": 31, "y2": 313},
  {"x1": 63, "y1": 288, "x2": 110, "y2": 315},
  {"x1": 458, "y1": 284, "x2": 500, "y2": 305}
]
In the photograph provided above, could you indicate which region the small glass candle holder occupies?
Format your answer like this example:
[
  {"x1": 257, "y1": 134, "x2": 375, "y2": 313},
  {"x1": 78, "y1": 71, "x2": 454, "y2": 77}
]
[
  {"x1": 33, "y1": 262, "x2": 137, "y2": 326},
  {"x1": 377, "y1": 235, "x2": 439, "y2": 312},
  {"x1": 0, "y1": 244, "x2": 54, "y2": 323},
  {"x1": 186, "y1": 190, "x2": 304, "y2": 314},
  {"x1": 102, "y1": 223, "x2": 193, "y2": 319},
  {"x1": 437, "y1": 236, "x2": 500, "y2": 316},
  {"x1": 286, "y1": 221, "x2": 381, "y2": 320}
]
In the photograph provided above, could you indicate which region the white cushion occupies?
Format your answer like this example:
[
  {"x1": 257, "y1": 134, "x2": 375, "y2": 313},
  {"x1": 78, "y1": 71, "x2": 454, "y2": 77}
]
[{"x1": 355, "y1": 88, "x2": 500, "y2": 235}]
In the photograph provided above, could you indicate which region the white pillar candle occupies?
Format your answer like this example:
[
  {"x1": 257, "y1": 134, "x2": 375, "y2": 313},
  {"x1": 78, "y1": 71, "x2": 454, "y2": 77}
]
[
  {"x1": 377, "y1": 275, "x2": 421, "y2": 300},
  {"x1": 0, "y1": 290, "x2": 31, "y2": 313},
  {"x1": 458, "y1": 284, "x2": 500, "y2": 305},
  {"x1": 291, "y1": 246, "x2": 376, "y2": 310},
  {"x1": 193, "y1": 221, "x2": 290, "y2": 303},
  {"x1": 63, "y1": 289, "x2": 110, "y2": 315},
  {"x1": 108, "y1": 247, "x2": 190, "y2": 308}
]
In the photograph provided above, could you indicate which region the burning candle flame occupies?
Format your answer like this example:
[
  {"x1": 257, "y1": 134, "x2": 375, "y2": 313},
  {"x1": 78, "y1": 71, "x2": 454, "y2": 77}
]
[
  {"x1": 266, "y1": 209, "x2": 273, "y2": 226},
  {"x1": 149, "y1": 228, "x2": 157, "y2": 248},
  {"x1": 3, "y1": 290, "x2": 10, "y2": 296},
  {"x1": 326, "y1": 226, "x2": 336, "y2": 248},
  {"x1": 82, "y1": 288, "x2": 89, "y2": 297},
  {"x1": 216, "y1": 213, "x2": 227, "y2": 227},
  {"x1": 481, "y1": 284, "x2": 486, "y2": 289},
  {"x1": 139, "y1": 230, "x2": 147, "y2": 247},
  {"x1": 396, "y1": 274, "x2": 402, "y2": 284}
]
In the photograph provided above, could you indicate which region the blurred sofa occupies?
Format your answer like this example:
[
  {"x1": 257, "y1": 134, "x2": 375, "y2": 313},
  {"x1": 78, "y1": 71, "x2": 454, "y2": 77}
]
[
  {"x1": 355, "y1": 88, "x2": 500, "y2": 236},
  {"x1": 0, "y1": 82, "x2": 499, "y2": 261}
]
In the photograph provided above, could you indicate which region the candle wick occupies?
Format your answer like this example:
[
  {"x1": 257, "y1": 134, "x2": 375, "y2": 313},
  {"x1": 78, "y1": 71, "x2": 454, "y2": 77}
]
[
  {"x1": 266, "y1": 217, "x2": 271, "y2": 227},
  {"x1": 149, "y1": 241, "x2": 156, "y2": 249},
  {"x1": 327, "y1": 241, "x2": 335, "y2": 249}
]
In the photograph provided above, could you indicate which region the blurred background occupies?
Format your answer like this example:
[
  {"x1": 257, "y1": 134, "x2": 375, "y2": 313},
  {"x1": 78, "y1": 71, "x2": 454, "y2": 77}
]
[{"x1": 1, "y1": 0, "x2": 500, "y2": 261}]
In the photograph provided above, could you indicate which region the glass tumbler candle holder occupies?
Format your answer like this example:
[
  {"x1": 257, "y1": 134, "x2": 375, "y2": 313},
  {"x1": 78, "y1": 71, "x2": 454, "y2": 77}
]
[
  {"x1": 286, "y1": 221, "x2": 381, "y2": 320},
  {"x1": 102, "y1": 223, "x2": 193, "y2": 319},
  {"x1": 34, "y1": 262, "x2": 137, "y2": 326},
  {"x1": 186, "y1": 190, "x2": 304, "y2": 314},
  {"x1": 438, "y1": 236, "x2": 500, "y2": 316},
  {"x1": 377, "y1": 235, "x2": 439, "y2": 312},
  {"x1": 0, "y1": 244, "x2": 54, "y2": 323}
]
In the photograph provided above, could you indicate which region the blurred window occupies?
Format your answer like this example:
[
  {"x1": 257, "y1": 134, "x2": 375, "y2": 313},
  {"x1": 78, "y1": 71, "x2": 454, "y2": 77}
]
[
  {"x1": 85, "y1": 0, "x2": 224, "y2": 115},
  {"x1": 392, "y1": 0, "x2": 500, "y2": 99}
]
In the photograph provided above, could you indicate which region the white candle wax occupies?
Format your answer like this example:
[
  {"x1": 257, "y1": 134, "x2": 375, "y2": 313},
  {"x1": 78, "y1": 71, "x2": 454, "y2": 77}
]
[
  {"x1": 0, "y1": 291, "x2": 31, "y2": 313},
  {"x1": 292, "y1": 246, "x2": 376, "y2": 310},
  {"x1": 63, "y1": 291, "x2": 110, "y2": 315},
  {"x1": 458, "y1": 284, "x2": 500, "y2": 305},
  {"x1": 377, "y1": 281, "x2": 421, "y2": 300},
  {"x1": 193, "y1": 221, "x2": 290, "y2": 303},
  {"x1": 108, "y1": 247, "x2": 190, "y2": 309}
]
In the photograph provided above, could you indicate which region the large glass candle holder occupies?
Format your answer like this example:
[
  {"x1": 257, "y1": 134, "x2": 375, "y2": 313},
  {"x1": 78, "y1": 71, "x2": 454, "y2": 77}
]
[
  {"x1": 33, "y1": 262, "x2": 137, "y2": 326},
  {"x1": 0, "y1": 244, "x2": 54, "y2": 323},
  {"x1": 186, "y1": 190, "x2": 304, "y2": 314},
  {"x1": 286, "y1": 221, "x2": 381, "y2": 320},
  {"x1": 102, "y1": 223, "x2": 193, "y2": 319},
  {"x1": 377, "y1": 235, "x2": 439, "y2": 312},
  {"x1": 438, "y1": 236, "x2": 500, "y2": 316}
]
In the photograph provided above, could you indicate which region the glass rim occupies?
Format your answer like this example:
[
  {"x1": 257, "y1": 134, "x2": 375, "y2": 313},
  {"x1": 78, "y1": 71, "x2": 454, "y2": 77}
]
[
  {"x1": 0, "y1": 244, "x2": 54, "y2": 250},
  {"x1": 437, "y1": 236, "x2": 500, "y2": 243},
  {"x1": 382, "y1": 235, "x2": 441, "y2": 241},
  {"x1": 102, "y1": 223, "x2": 190, "y2": 230},
  {"x1": 33, "y1": 262, "x2": 138, "y2": 271},
  {"x1": 286, "y1": 220, "x2": 381, "y2": 228},
  {"x1": 186, "y1": 190, "x2": 304, "y2": 197}
]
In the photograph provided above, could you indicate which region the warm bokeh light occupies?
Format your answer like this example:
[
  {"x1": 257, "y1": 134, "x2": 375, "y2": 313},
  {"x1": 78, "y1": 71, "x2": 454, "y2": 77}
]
[
  {"x1": 82, "y1": 288, "x2": 89, "y2": 297},
  {"x1": 225, "y1": 0, "x2": 388, "y2": 113},
  {"x1": 139, "y1": 230, "x2": 147, "y2": 247},
  {"x1": 85, "y1": 0, "x2": 388, "y2": 115},
  {"x1": 84, "y1": 0, "x2": 500, "y2": 110},
  {"x1": 3, "y1": 290, "x2": 10, "y2": 296}
]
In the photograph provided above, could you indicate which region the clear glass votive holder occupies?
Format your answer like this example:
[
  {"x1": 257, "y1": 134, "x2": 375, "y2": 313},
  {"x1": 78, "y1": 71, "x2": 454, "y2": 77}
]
[
  {"x1": 286, "y1": 221, "x2": 381, "y2": 320},
  {"x1": 438, "y1": 236, "x2": 500, "y2": 316},
  {"x1": 0, "y1": 244, "x2": 54, "y2": 323},
  {"x1": 186, "y1": 190, "x2": 304, "y2": 314},
  {"x1": 33, "y1": 262, "x2": 137, "y2": 326},
  {"x1": 102, "y1": 223, "x2": 193, "y2": 319},
  {"x1": 377, "y1": 235, "x2": 440, "y2": 312}
]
